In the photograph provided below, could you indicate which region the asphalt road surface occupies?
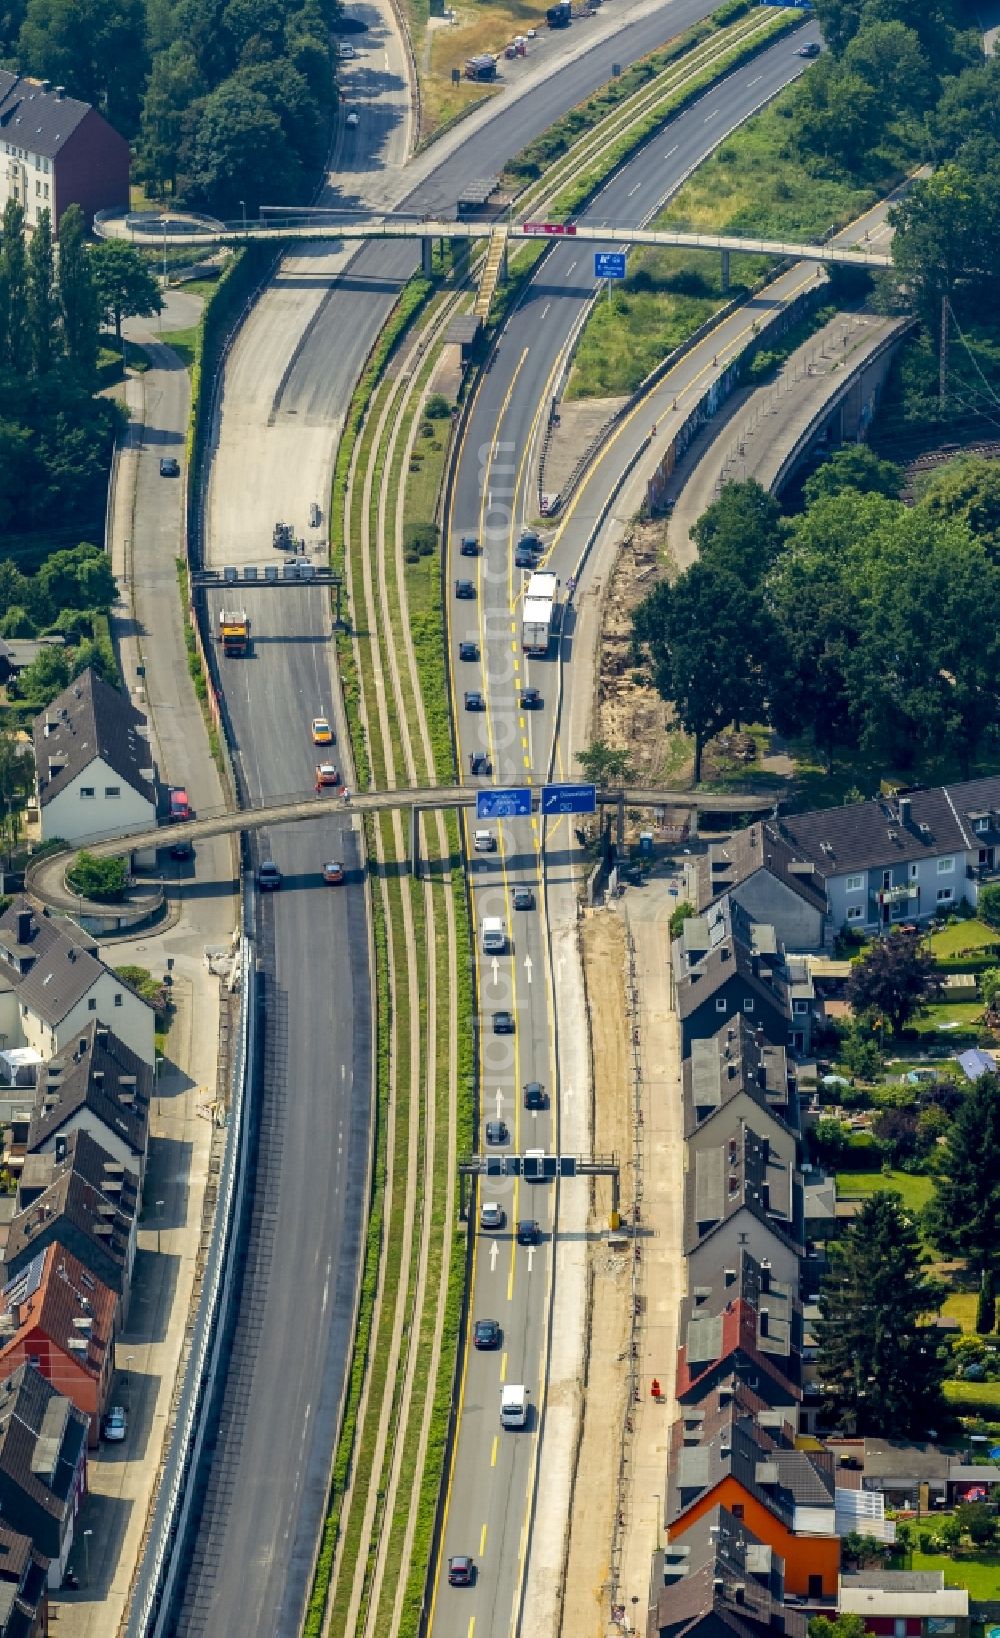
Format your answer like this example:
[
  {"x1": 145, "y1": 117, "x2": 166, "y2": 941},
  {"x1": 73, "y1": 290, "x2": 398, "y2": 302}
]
[
  {"x1": 429, "y1": 26, "x2": 818, "y2": 1638},
  {"x1": 170, "y1": 588, "x2": 372, "y2": 1638}
]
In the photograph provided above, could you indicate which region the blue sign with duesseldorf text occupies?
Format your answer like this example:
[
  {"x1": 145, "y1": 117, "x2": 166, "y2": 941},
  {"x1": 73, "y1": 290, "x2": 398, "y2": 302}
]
[{"x1": 594, "y1": 252, "x2": 627, "y2": 281}]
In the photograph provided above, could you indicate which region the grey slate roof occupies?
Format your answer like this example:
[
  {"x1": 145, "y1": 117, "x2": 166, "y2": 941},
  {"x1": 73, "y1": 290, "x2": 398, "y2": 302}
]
[
  {"x1": 0, "y1": 74, "x2": 92, "y2": 159},
  {"x1": 33, "y1": 667, "x2": 154, "y2": 809},
  {"x1": 843, "y1": 1572, "x2": 946, "y2": 1592},
  {"x1": 862, "y1": 1439, "x2": 950, "y2": 1484},
  {"x1": 0, "y1": 1361, "x2": 87, "y2": 1521},
  {"x1": 685, "y1": 1117, "x2": 800, "y2": 1256},
  {"x1": 699, "y1": 824, "x2": 828, "y2": 915},
  {"x1": 684, "y1": 1015, "x2": 796, "y2": 1139},
  {"x1": 28, "y1": 1020, "x2": 150, "y2": 1158},
  {"x1": 0, "y1": 898, "x2": 103, "y2": 1026},
  {"x1": 667, "y1": 1384, "x2": 834, "y2": 1529},
  {"x1": 7, "y1": 1129, "x2": 137, "y2": 1294},
  {"x1": 773, "y1": 776, "x2": 1000, "y2": 878},
  {"x1": 673, "y1": 899, "x2": 792, "y2": 1026},
  {"x1": 681, "y1": 1248, "x2": 801, "y2": 1385}
]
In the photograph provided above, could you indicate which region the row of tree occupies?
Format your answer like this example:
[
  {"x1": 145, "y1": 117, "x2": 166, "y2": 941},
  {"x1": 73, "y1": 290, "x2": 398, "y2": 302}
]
[
  {"x1": 0, "y1": 0, "x2": 342, "y2": 214},
  {"x1": 632, "y1": 462, "x2": 1000, "y2": 782}
]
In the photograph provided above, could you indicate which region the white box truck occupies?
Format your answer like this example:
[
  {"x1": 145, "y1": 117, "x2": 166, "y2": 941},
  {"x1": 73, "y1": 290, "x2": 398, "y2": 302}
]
[
  {"x1": 521, "y1": 571, "x2": 561, "y2": 656},
  {"x1": 482, "y1": 916, "x2": 506, "y2": 954},
  {"x1": 501, "y1": 1384, "x2": 527, "y2": 1428}
]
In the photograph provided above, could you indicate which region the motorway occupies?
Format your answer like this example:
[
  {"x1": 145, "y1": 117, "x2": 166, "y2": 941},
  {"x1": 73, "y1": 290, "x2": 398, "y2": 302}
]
[
  {"x1": 429, "y1": 22, "x2": 819, "y2": 1638},
  {"x1": 174, "y1": 3, "x2": 795, "y2": 1634}
]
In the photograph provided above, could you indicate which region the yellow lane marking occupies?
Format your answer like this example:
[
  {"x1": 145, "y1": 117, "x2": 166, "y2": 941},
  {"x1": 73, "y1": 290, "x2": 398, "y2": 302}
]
[
  {"x1": 480, "y1": 1522, "x2": 488, "y2": 1555},
  {"x1": 491, "y1": 1436, "x2": 499, "y2": 1468}
]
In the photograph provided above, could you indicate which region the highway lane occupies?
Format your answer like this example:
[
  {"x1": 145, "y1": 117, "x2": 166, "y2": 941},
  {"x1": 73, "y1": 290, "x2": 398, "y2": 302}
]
[
  {"x1": 431, "y1": 30, "x2": 817, "y2": 1636},
  {"x1": 171, "y1": 588, "x2": 372, "y2": 1638}
]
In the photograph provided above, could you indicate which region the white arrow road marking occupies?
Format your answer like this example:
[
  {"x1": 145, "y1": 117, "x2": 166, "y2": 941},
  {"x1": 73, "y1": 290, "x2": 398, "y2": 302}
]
[
  {"x1": 491, "y1": 957, "x2": 500, "y2": 984},
  {"x1": 490, "y1": 1241, "x2": 499, "y2": 1272},
  {"x1": 524, "y1": 955, "x2": 533, "y2": 983},
  {"x1": 495, "y1": 1089, "x2": 504, "y2": 1114},
  {"x1": 526, "y1": 1248, "x2": 534, "y2": 1273}
]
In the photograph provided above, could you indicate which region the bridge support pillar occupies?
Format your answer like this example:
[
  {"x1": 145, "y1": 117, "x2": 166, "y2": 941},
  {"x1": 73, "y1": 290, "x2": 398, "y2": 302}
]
[
  {"x1": 617, "y1": 789, "x2": 626, "y2": 851},
  {"x1": 451, "y1": 238, "x2": 470, "y2": 280},
  {"x1": 720, "y1": 249, "x2": 730, "y2": 293},
  {"x1": 421, "y1": 235, "x2": 434, "y2": 278},
  {"x1": 409, "y1": 805, "x2": 421, "y2": 877}
]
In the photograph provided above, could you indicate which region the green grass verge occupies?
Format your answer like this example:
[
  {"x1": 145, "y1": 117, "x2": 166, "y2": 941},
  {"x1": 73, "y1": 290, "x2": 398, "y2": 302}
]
[
  {"x1": 941, "y1": 1291, "x2": 980, "y2": 1333},
  {"x1": 160, "y1": 325, "x2": 199, "y2": 372},
  {"x1": 942, "y1": 1378, "x2": 1000, "y2": 1414},
  {"x1": 908, "y1": 1549, "x2": 1000, "y2": 1599},
  {"x1": 174, "y1": 557, "x2": 223, "y2": 767},
  {"x1": 835, "y1": 1170, "x2": 936, "y2": 1214},
  {"x1": 929, "y1": 919, "x2": 1000, "y2": 962}
]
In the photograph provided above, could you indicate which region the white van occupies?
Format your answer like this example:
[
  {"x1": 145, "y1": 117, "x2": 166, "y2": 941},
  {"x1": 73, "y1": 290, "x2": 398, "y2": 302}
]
[
  {"x1": 482, "y1": 916, "x2": 506, "y2": 954},
  {"x1": 473, "y1": 828, "x2": 496, "y2": 853},
  {"x1": 500, "y1": 1384, "x2": 527, "y2": 1429}
]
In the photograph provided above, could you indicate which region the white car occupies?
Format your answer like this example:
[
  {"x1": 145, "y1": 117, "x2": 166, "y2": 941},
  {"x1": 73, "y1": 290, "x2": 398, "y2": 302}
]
[
  {"x1": 480, "y1": 1201, "x2": 505, "y2": 1230},
  {"x1": 339, "y1": 42, "x2": 356, "y2": 58},
  {"x1": 346, "y1": 111, "x2": 360, "y2": 128},
  {"x1": 103, "y1": 1405, "x2": 127, "y2": 1442}
]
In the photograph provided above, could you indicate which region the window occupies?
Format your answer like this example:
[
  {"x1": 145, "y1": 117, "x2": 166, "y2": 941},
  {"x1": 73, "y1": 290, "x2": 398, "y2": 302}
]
[
  {"x1": 937, "y1": 856, "x2": 955, "y2": 874},
  {"x1": 793, "y1": 999, "x2": 809, "y2": 1015},
  {"x1": 846, "y1": 904, "x2": 865, "y2": 922},
  {"x1": 35, "y1": 180, "x2": 40, "y2": 197},
  {"x1": 742, "y1": 998, "x2": 754, "y2": 1014},
  {"x1": 88, "y1": 998, "x2": 97, "y2": 1011},
  {"x1": 937, "y1": 887, "x2": 953, "y2": 903},
  {"x1": 731, "y1": 1504, "x2": 745, "y2": 1520},
  {"x1": 808, "y1": 1576, "x2": 824, "y2": 1600},
  {"x1": 80, "y1": 786, "x2": 95, "y2": 799},
  {"x1": 43, "y1": 183, "x2": 48, "y2": 199},
  {"x1": 114, "y1": 993, "x2": 123, "y2": 1007},
  {"x1": 909, "y1": 863, "x2": 918, "y2": 879},
  {"x1": 105, "y1": 786, "x2": 121, "y2": 799},
  {"x1": 715, "y1": 999, "x2": 727, "y2": 1013},
  {"x1": 845, "y1": 873, "x2": 864, "y2": 893},
  {"x1": 27, "y1": 1354, "x2": 40, "y2": 1369},
  {"x1": 882, "y1": 869, "x2": 892, "y2": 889}
]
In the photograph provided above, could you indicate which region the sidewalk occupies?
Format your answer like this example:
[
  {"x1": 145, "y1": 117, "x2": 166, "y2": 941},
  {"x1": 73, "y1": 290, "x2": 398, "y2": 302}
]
[
  {"x1": 50, "y1": 294, "x2": 239, "y2": 1634},
  {"x1": 618, "y1": 879, "x2": 685, "y2": 1633}
]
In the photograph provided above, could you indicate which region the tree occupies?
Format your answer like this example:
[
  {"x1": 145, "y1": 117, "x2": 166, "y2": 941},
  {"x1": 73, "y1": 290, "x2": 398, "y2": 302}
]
[
  {"x1": 633, "y1": 563, "x2": 771, "y2": 783},
  {"x1": 88, "y1": 241, "x2": 161, "y2": 343},
  {"x1": 37, "y1": 542, "x2": 116, "y2": 613},
  {"x1": 981, "y1": 967, "x2": 1000, "y2": 1012},
  {"x1": 57, "y1": 206, "x2": 99, "y2": 381},
  {"x1": 920, "y1": 457, "x2": 1000, "y2": 565},
  {"x1": 180, "y1": 78, "x2": 302, "y2": 215},
  {"x1": 18, "y1": 0, "x2": 148, "y2": 133},
  {"x1": 0, "y1": 731, "x2": 34, "y2": 854},
  {"x1": 66, "y1": 851, "x2": 129, "y2": 902},
  {"x1": 11, "y1": 644, "x2": 70, "y2": 707},
  {"x1": 803, "y1": 446, "x2": 903, "y2": 506},
  {"x1": 669, "y1": 901, "x2": 695, "y2": 939},
  {"x1": 975, "y1": 1267, "x2": 995, "y2": 1336},
  {"x1": 0, "y1": 200, "x2": 29, "y2": 377},
  {"x1": 136, "y1": 42, "x2": 205, "y2": 194},
  {"x1": 871, "y1": 1106, "x2": 920, "y2": 1166},
  {"x1": 926, "y1": 1073, "x2": 1000, "y2": 1272},
  {"x1": 889, "y1": 160, "x2": 1000, "y2": 326},
  {"x1": 26, "y1": 208, "x2": 58, "y2": 376},
  {"x1": 690, "y1": 480, "x2": 783, "y2": 590},
  {"x1": 576, "y1": 740, "x2": 633, "y2": 787},
  {"x1": 930, "y1": 58, "x2": 1000, "y2": 159},
  {"x1": 955, "y1": 1502, "x2": 997, "y2": 1547},
  {"x1": 811, "y1": 1117, "x2": 851, "y2": 1169},
  {"x1": 114, "y1": 963, "x2": 167, "y2": 1013},
  {"x1": 809, "y1": 1616, "x2": 867, "y2": 1638},
  {"x1": 839, "y1": 1017, "x2": 884, "y2": 1081},
  {"x1": 842, "y1": 22, "x2": 934, "y2": 115},
  {"x1": 813, "y1": 1191, "x2": 945, "y2": 1436},
  {"x1": 70, "y1": 636, "x2": 117, "y2": 685},
  {"x1": 979, "y1": 883, "x2": 1000, "y2": 930},
  {"x1": 848, "y1": 932, "x2": 941, "y2": 1035}
]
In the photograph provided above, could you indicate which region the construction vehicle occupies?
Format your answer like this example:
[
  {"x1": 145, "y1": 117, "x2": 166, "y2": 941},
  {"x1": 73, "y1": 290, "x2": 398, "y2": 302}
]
[
  {"x1": 273, "y1": 521, "x2": 297, "y2": 550},
  {"x1": 465, "y1": 53, "x2": 498, "y2": 80},
  {"x1": 546, "y1": 2, "x2": 571, "y2": 25},
  {"x1": 521, "y1": 570, "x2": 561, "y2": 656},
  {"x1": 218, "y1": 609, "x2": 250, "y2": 656}
]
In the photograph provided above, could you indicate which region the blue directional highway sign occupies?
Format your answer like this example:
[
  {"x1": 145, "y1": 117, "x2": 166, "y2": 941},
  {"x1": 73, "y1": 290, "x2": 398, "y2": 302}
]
[
  {"x1": 594, "y1": 251, "x2": 627, "y2": 280},
  {"x1": 541, "y1": 782, "x2": 597, "y2": 815},
  {"x1": 477, "y1": 786, "x2": 532, "y2": 819}
]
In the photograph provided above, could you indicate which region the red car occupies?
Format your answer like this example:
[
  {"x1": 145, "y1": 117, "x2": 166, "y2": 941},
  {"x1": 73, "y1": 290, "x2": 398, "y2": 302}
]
[
  {"x1": 448, "y1": 1556, "x2": 474, "y2": 1587},
  {"x1": 168, "y1": 787, "x2": 192, "y2": 822}
]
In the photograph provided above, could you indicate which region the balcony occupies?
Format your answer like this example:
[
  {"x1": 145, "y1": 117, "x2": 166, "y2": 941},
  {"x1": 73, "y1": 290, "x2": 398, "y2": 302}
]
[
  {"x1": 967, "y1": 860, "x2": 1000, "y2": 883},
  {"x1": 873, "y1": 882, "x2": 919, "y2": 906}
]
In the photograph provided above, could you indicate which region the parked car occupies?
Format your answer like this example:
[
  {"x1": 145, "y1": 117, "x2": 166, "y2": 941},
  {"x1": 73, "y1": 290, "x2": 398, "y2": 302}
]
[
  {"x1": 322, "y1": 861, "x2": 345, "y2": 884},
  {"x1": 103, "y1": 1406, "x2": 127, "y2": 1442},
  {"x1": 455, "y1": 579, "x2": 476, "y2": 599},
  {"x1": 339, "y1": 41, "x2": 356, "y2": 57},
  {"x1": 485, "y1": 1118, "x2": 509, "y2": 1144},
  {"x1": 493, "y1": 1011, "x2": 515, "y2": 1035},
  {"x1": 512, "y1": 886, "x2": 534, "y2": 910},
  {"x1": 257, "y1": 861, "x2": 283, "y2": 891},
  {"x1": 458, "y1": 640, "x2": 480, "y2": 661},
  {"x1": 524, "y1": 1081, "x2": 545, "y2": 1110},
  {"x1": 346, "y1": 110, "x2": 360, "y2": 127},
  {"x1": 517, "y1": 1219, "x2": 540, "y2": 1245},
  {"x1": 448, "y1": 1556, "x2": 475, "y2": 1587},
  {"x1": 479, "y1": 1201, "x2": 505, "y2": 1230},
  {"x1": 474, "y1": 1319, "x2": 502, "y2": 1350},
  {"x1": 159, "y1": 456, "x2": 180, "y2": 478}
]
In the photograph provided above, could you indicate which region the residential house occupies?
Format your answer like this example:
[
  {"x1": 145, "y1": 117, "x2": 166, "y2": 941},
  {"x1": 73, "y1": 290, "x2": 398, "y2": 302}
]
[
  {"x1": 839, "y1": 1571, "x2": 968, "y2": 1638},
  {"x1": 0, "y1": 1363, "x2": 87, "y2": 1588},
  {"x1": 857, "y1": 1440, "x2": 950, "y2": 1511},
  {"x1": 27, "y1": 1021, "x2": 150, "y2": 1187},
  {"x1": 32, "y1": 670, "x2": 156, "y2": 851},
  {"x1": 0, "y1": 1522, "x2": 49, "y2": 1638},
  {"x1": 0, "y1": 76, "x2": 129, "y2": 230},
  {"x1": 666, "y1": 1380, "x2": 840, "y2": 1600},
  {"x1": 684, "y1": 1113, "x2": 804, "y2": 1296},
  {"x1": 0, "y1": 1244, "x2": 117, "y2": 1447},
  {"x1": 0, "y1": 899, "x2": 156, "y2": 1065},
  {"x1": 697, "y1": 824, "x2": 828, "y2": 952},
  {"x1": 675, "y1": 1251, "x2": 803, "y2": 1416},
  {"x1": 648, "y1": 1504, "x2": 807, "y2": 1638},
  {"x1": 6, "y1": 1130, "x2": 138, "y2": 1322},
  {"x1": 671, "y1": 899, "x2": 797, "y2": 1059},
  {"x1": 684, "y1": 1016, "x2": 798, "y2": 1139}
]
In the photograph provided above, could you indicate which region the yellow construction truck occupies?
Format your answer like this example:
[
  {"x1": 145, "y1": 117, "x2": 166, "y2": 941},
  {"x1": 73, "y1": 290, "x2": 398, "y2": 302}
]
[{"x1": 218, "y1": 608, "x2": 251, "y2": 656}]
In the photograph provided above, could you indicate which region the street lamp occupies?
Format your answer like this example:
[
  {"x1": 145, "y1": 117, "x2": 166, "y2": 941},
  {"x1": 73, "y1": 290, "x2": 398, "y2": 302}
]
[
  {"x1": 82, "y1": 1528, "x2": 93, "y2": 1586},
  {"x1": 653, "y1": 1492, "x2": 661, "y2": 1552},
  {"x1": 239, "y1": 199, "x2": 247, "y2": 235},
  {"x1": 155, "y1": 1199, "x2": 165, "y2": 1254},
  {"x1": 125, "y1": 1351, "x2": 135, "y2": 1407}
]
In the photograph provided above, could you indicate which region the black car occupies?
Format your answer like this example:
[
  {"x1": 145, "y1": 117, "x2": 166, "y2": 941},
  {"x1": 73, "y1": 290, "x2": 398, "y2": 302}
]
[
  {"x1": 169, "y1": 840, "x2": 194, "y2": 861},
  {"x1": 520, "y1": 687, "x2": 542, "y2": 710},
  {"x1": 459, "y1": 535, "x2": 479, "y2": 556},
  {"x1": 515, "y1": 530, "x2": 541, "y2": 568},
  {"x1": 448, "y1": 1556, "x2": 475, "y2": 1587},
  {"x1": 493, "y1": 1011, "x2": 515, "y2": 1035},
  {"x1": 464, "y1": 690, "x2": 485, "y2": 711},
  {"x1": 512, "y1": 886, "x2": 534, "y2": 910},
  {"x1": 257, "y1": 861, "x2": 283, "y2": 891},
  {"x1": 485, "y1": 1118, "x2": 509, "y2": 1144},
  {"x1": 524, "y1": 1080, "x2": 545, "y2": 1110},
  {"x1": 470, "y1": 752, "x2": 492, "y2": 775},
  {"x1": 455, "y1": 579, "x2": 476, "y2": 599},
  {"x1": 159, "y1": 456, "x2": 180, "y2": 477},
  {"x1": 458, "y1": 640, "x2": 479, "y2": 662},
  {"x1": 797, "y1": 39, "x2": 820, "y2": 55},
  {"x1": 517, "y1": 1219, "x2": 540, "y2": 1246},
  {"x1": 474, "y1": 1318, "x2": 502, "y2": 1349}
]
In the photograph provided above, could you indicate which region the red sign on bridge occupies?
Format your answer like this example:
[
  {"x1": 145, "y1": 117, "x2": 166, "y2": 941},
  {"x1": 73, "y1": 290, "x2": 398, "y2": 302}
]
[{"x1": 522, "y1": 221, "x2": 577, "y2": 237}]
